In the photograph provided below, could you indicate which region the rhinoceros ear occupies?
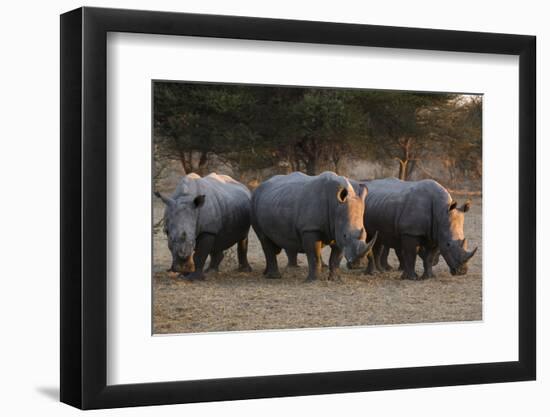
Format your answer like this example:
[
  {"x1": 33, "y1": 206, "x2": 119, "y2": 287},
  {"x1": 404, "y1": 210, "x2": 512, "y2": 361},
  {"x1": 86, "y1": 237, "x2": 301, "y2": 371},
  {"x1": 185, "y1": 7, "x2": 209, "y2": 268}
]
[
  {"x1": 193, "y1": 194, "x2": 206, "y2": 208},
  {"x1": 358, "y1": 184, "x2": 368, "y2": 201},
  {"x1": 462, "y1": 200, "x2": 471, "y2": 213},
  {"x1": 449, "y1": 200, "x2": 458, "y2": 211},
  {"x1": 337, "y1": 187, "x2": 349, "y2": 203},
  {"x1": 154, "y1": 191, "x2": 174, "y2": 207}
]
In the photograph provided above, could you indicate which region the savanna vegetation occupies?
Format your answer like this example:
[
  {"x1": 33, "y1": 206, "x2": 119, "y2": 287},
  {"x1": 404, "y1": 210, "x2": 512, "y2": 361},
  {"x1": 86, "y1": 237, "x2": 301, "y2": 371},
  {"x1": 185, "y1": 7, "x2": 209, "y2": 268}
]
[{"x1": 154, "y1": 82, "x2": 481, "y2": 188}]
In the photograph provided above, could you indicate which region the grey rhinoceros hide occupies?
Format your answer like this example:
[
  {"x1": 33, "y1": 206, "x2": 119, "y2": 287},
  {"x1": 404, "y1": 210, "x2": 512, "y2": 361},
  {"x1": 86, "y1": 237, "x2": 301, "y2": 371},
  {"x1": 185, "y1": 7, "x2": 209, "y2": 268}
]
[
  {"x1": 251, "y1": 171, "x2": 376, "y2": 281},
  {"x1": 155, "y1": 173, "x2": 251, "y2": 278},
  {"x1": 356, "y1": 177, "x2": 477, "y2": 278}
]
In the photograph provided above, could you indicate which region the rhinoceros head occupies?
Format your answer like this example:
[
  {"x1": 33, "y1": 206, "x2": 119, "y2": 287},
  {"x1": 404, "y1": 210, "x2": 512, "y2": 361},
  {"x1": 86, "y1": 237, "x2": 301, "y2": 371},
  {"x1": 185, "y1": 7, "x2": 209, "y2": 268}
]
[
  {"x1": 439, "y1": 200, "x2": 477, "y2": 275},
  {"x1": 334, "y1": 183, "x2": 377, "y2": 264},
  {"x1": 155, "y1": 191, "x2": 206, "y2": 273}
]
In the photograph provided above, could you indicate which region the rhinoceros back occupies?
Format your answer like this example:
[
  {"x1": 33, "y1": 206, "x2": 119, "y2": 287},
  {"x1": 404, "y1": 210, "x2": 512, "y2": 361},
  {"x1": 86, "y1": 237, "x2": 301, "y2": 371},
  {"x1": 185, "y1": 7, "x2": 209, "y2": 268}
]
[
  {"x1": 362, "y1": 178, "x2": 451, "y2": 241},
  {"x1": 174, "y1": 173, "x2": 251, "y2": 248},
  {"x1": 252, "y1": 171, "x2": 350, "y2": 251}
]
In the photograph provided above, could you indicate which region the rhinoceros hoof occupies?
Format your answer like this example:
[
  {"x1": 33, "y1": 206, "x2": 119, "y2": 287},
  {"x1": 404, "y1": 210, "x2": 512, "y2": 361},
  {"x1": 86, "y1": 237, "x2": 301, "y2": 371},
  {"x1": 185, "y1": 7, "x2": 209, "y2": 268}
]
[
  {"x1": 265, "y1": 271, "x2": 282, "y2": 279},
  {"x1": 180, "y1": 271, "x2": 205, "y2": 281},
  {"x1": 400, "y1": 272, "x2": 419, "y2": 280},
  {"x1": 237, "y1": 264, "x2": 252, "y2": 273},
  {"x1": 304, "y1": 276, "x2": 317, "y2": 283},
  {"x1": 287, "y1": 263, "x2": 299, "y2": 268},
  {"x1": 421, "y1": 272, "x2": 435, "y2": 279}
]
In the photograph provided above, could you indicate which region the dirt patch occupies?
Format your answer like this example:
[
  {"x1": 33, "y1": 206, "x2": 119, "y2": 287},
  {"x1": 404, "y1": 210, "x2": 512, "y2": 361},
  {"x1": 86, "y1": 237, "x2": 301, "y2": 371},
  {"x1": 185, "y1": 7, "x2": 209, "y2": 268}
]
[{"x1": 153, "y1": 197, "x2": 482, "y2": 334}]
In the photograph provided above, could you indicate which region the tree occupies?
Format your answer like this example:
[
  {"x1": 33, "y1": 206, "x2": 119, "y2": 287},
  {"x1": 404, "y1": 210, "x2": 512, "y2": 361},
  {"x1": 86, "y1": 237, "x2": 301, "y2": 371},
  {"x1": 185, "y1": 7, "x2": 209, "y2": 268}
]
[
  {"x1": 154, "y1": 83, "x2": 267, "y2": 174},
  {"x1": 153, "y1": 83, "x2": 481, "y2": 187},
  {"x1": 279, "y1": 89, "x2": 369, "y2": 175},
  {"x1": 355, "y1": 91, "x2": 456, "y2": 180},
  {"x1": 154, "y1": 83, "x2": 370, "y2": 176},
  {"x1": 417, "y1": 95, "x2": 482, "y2": 187}
]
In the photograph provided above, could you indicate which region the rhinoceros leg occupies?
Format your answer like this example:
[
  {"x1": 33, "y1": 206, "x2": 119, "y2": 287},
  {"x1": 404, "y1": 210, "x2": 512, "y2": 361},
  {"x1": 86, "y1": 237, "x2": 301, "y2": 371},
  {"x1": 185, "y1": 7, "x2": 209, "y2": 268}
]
[
  {"x1": 257, "y1": 233, "x2": 281, "y2": 279},
  {"x1": 302, "y1": 231, "x2": 323, "y2": 282},
  {"x1": 373, "y1": 243, "x2": 384, "y2": 271},
  {"x1": 379, "y1": 245, "x2": 393, "y2": 271},
  {"x1": 181, "y1": 233, "x2": 215, "y2": 281},
  {"x1": 365, "y1": 240, "x2": 383, "y2": 275},
  {"x1": 237, "y1": 238, "x2": 252, "y2": 272},
  {"x1": 421, "y1": 247, "x2": 438, "y2": 279},
  {"x1": 395, "y1": 246, "x2": 404, "y2": 271},
  {"x1": 432, "y1": 250, "x2": 441, "y2": 266},
  {"x1": 364, "y1": 252, "x2": 376, "y2": 275},
  {"x1": 399, "y1": 235, "x2": 419, "y2": 280},
  {"x1": 286, "y1": 250, "x2": 299, "y2": 268},
  {"x1": 206, "y1": 250, "x2": 224, "y2": 273},
  {"x1": 328, "y1": 245, "x2": 343, "y2": 281}
]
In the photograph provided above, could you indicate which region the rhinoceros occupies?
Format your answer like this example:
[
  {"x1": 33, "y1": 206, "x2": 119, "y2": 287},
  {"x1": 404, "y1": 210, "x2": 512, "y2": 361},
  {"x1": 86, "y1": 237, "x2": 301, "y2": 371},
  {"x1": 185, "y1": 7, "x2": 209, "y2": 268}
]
[
  {"x1": 251, "y1": 171, "x2": 377, "y2": 281},
  {"x1": 155, "y1": 173, "x2": 252, "y2": 281},
  {"x1": 356, "y1": 177, "x2": 477, "y2": 280}
]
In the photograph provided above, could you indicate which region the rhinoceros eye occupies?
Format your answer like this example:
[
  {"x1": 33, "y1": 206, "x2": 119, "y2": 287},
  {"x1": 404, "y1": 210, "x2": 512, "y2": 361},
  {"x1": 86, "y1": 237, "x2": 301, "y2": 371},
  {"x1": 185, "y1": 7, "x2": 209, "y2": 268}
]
[{"x1": 180, "y1": 231, "x2": 187, "y2": 241}]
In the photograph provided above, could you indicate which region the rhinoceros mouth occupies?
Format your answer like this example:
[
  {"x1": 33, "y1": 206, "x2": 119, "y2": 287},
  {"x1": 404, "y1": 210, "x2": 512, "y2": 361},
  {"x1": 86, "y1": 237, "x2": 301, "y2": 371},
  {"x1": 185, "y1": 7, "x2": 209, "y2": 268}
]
[
  {"x1": 346, "y1": 260, "x2": 362, "y2": 270},
  {"x1": 170, "y1": 255, "x2": 195, "y2": 273},
  {"x1": 450, "y1": 266, "x2": 467, "y2": 276}
]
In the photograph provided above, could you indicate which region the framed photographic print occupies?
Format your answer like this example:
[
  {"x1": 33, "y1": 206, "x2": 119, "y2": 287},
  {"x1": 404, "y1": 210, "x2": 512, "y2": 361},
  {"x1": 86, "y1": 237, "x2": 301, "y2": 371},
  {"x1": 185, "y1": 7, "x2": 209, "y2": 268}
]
[{"x1": 60, "y1": 6, "x2": 536, "y2": 409}]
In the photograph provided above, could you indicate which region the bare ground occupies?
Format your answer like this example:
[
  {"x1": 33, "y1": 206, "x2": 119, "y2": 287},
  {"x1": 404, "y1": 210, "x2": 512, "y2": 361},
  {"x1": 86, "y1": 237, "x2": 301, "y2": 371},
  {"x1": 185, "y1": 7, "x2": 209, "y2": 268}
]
[{"x1": 153, "y1": 197, "x2": 482, "y2": 334}]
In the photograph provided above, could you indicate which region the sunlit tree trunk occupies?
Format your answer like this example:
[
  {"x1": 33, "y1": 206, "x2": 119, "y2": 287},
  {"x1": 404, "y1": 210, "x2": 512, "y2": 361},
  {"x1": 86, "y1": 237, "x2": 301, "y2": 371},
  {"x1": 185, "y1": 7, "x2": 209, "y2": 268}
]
[
  {"x1": 397, "y1": 159, "x2": 408, "y2": 180},
  {"x1": 396, "y1": 136, "x2": 415, "y2": 180}
]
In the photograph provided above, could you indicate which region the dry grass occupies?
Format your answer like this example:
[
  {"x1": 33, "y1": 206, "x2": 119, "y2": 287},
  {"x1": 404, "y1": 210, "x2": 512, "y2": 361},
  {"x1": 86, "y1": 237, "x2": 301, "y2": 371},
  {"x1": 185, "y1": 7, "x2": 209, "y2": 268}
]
[{"x1": 153, "y1": 197, "x2": 482, "y2": 334}]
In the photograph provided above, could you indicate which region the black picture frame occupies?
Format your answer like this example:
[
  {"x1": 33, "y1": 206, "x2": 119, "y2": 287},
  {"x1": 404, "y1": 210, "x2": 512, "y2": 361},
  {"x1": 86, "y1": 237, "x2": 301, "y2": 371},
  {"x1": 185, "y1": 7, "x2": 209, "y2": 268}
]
[{"x1": 60, "y1": 6, "x2": 536, "y2": 410}]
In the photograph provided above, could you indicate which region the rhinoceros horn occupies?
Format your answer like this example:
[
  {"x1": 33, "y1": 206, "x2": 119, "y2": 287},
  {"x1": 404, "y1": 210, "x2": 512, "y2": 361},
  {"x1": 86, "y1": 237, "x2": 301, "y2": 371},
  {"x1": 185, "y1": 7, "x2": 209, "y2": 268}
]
[
  {"x1": 462, "y1": 246, "x2": 478, "y2": 263},
  {"x1": 361, "y1": 231, "x2": 378, "y2": 257},
  {"x1": 154, "y1": 191, "x2": 175, "y2": 207}
]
